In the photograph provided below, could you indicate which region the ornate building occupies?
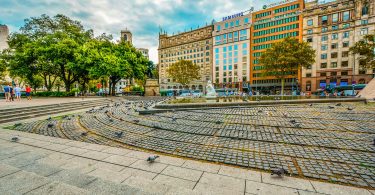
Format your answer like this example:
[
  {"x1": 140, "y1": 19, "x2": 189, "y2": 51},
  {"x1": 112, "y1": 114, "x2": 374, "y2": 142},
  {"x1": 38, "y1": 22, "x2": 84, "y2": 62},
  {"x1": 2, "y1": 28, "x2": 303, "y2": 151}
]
[
  {"x1": 158, "y1": 25, "x2": 213, "y2": 91},
  {"x1": 250, "y1": 0, "x2": 305, "y2": 94},
  {"x1": 302, "y1": 0, "x2": 375, "y2": 92},
  {"x1": 120, "y1": 29, "x2": 132, "y2": 44},
  {"x1": 212, "y1": 11, "x2": 252, "y2": 91}
]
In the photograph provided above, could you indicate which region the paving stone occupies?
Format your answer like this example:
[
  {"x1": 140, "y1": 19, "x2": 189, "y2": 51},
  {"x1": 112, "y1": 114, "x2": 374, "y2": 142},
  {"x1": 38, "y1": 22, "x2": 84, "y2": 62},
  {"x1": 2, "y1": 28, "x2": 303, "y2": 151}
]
[
  {"x1": 246, "y1": 180, "x2": 299, "y2": 195},
  {"x1": 193, "y1": 182, "x2": 243, "y2": 195},
  {"x1": 47, "y1": 169, "x2": 97, "y2": 188},
  {"x1": 310, "y1": 181, "x2": 372, "y2": 195},
  {"x1": 26, "y1": 181, "x2": 91, "y2": 195},
  {"x1": 60, "y1": 147, "x2": 90, "y2": 155},
  {"x1": 199, "y1": 172, "x2": 245, "y2": 192},
  {"x1": 218, "y1": 166, "x2": 262, "y2": 182},
  {"x1": 102, "y1": 147, "x2": 132, "y2": 155},
  {"x1": 81, "y1": 143, "x2": 110, "y2": 151},
  {"x1": 103, "y1": 155, "x2": 138, "y2": 166},
  {"x1": 262, "y1": 174, "x2": 315, "y2": 191},
  {"x1": 153, "y1": 174, "x2": 196, "y2": 190},
  {"x1": 93, "y1": 161, "x2": 125, "y2": 172},
  {"x1": 83, "y1": 178, "x2": 150, "y2": 195},
  {"x1": 43, "y1": 143, "x2": 71, "y2": 151},
  {"x1": 161, "y1": 165, "x2": 202, "y2": 181},
  {"x1": 182, "y1": 160, "x2": 221, "y2": 173},
  {"x1": 123, "y1": 176, "x2": 171, "y2": 194},
  {"x1": 0, "y1": 163, "x2": 20, "y2": 177},
  {"x1": 0, "y1": 170, "x2": 50, "y2": 194},
  {"x1": 22, "y1": 162, "x2": 62, "y2": 177},
  {"x1": 80, "y1": 150, "x2": 112, "y2": 160},
  {"x1": 120, "y1": 167, "x2": 158, "y2": 180}
]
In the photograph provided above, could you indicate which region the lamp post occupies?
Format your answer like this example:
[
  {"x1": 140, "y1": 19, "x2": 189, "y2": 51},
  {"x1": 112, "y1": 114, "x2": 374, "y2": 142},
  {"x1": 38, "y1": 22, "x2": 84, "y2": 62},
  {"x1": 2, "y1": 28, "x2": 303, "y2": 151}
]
[{"x1": 296, "y1": 78, "x2": 299, "y2": 93}]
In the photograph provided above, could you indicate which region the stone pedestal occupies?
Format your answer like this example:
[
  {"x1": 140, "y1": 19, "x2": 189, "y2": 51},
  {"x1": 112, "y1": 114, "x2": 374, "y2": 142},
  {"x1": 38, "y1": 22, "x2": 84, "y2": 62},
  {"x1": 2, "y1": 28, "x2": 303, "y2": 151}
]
[{"x1": 144, "y1": 79, "x2": 160, "y2": 96}]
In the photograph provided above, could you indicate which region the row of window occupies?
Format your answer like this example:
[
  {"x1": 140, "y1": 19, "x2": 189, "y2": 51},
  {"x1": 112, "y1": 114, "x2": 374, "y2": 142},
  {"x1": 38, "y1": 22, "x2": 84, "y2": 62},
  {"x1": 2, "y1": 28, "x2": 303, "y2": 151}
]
[
  {"x1": 160, "y1": 46, "x2": 210, "y2": 58},
  {"x1": 253, "y1": 43, "x2": 272, "y2": 51},
  {"x1": 306, "y1": 23, "x2": 350, "y2": 35},
  {"x1": 252, "y1": 78, "x2": 295, "y2": 84},
  {"x1": 253, "y1": 23, "x2": 299, "y2": 37},
  {"x1": 255, "y1": 11, "x2": 271, "y2": 19},
  {"x1": 307, "y1": 11, "x2": 350, "y2": 26},
  {"x1": 320, "y1": 42, "x2": 350, "y2": 51},
  {"x1": 321, "y1": 51, "x2": 350, "y2": 59},
  {"x1": 214, "y1": 43, "x2": 248, "y2": 54},
  {"x1": 310, "y1": 71, "x2": 349, "y2": 77},
  {"x1": 253, "y1": 71, "x2": 295, "y2": 78},
  {"x1": 274, "y1": 4, "x2": 299, "y2": 14},
  {"x1": 253, "y1": 31, "x2": 299, "y2": 44},
  {"x1": 216, "y1": 56, "x2": 248, "y2": 66},
  {"x1": 319, "y1": 61, "x2": 349, "y2": 68},
  {"x1": 217, "y1": 18, "x2": 250, "y2": 31},
  {"x1": 214, "y1": 30, "x2": 248, "y2": 45},
  {"x1": 254, "y1": 16, "x2": 299, "y2": 30}
]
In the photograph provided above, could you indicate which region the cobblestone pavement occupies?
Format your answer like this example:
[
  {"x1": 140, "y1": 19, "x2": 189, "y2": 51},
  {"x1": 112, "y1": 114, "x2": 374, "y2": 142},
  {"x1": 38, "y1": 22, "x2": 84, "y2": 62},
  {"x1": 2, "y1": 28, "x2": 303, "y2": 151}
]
[{"x1": 8, "y1": 99, "x2": 375, "y2": 189}]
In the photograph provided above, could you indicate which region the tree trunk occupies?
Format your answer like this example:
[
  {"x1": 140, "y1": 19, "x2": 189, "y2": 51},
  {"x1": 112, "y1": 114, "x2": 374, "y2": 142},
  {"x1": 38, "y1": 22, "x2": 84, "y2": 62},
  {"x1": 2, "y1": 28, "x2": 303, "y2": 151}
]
[
  {"x1": 111, "y1": 82, "x2": 116, "y2": 96},
  {"x1": 281, "y1": 78, "x2": 285, "y2": 96}
]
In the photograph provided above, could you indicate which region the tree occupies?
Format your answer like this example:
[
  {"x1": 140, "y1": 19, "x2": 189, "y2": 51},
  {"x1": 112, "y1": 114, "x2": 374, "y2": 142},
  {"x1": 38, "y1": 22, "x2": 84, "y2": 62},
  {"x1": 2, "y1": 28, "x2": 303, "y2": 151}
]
[
  {"x1": 166, "y1": 60, "x2": 200, "y2": 86},
  {"x1": 350, "y1": 33, "x2": 375, "y2": 69},
  {"x1": 258, "y1": 37, "x2": 315, "y2": 95}
]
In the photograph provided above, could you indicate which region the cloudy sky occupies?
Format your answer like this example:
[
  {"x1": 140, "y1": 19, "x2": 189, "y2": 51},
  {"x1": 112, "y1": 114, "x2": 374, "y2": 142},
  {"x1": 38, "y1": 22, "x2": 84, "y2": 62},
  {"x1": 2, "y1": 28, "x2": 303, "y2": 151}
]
[{"x1": 0, "y1": 0, "x2": 332, "y2": 63}]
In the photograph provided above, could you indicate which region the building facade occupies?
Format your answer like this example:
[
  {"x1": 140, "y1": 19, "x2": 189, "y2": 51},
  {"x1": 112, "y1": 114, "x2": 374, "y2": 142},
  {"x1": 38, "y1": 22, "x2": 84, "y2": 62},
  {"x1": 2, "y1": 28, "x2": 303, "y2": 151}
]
[
  {"x1": 158, "y1": 25, "x2": 213, "y2": 91},
  {"x1": 138, "y1": 48, "x2": 149, "y2": 59},
  {"x1": 302, "y1": 0, "x2": 375, "y2": 92},
  {"x1": 120, "y1": 29, "x2": 132, "y2": 44},
  {"x1": 0, "y1": 24, "x2": 9, "y2": 51},
  {"x1": 250, "y1": 0, "x2": 304, "y2": 94},
  {"x1": 212, "y1": 11, "x2": 252, "y2": 91}
]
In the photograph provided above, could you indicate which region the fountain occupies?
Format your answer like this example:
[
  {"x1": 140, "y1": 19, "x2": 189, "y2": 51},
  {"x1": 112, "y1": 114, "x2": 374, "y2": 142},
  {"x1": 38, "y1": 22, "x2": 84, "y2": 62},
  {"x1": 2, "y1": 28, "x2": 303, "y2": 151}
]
[{"x1": 205, "y1": 80, "x2": 217, "y2": 99}]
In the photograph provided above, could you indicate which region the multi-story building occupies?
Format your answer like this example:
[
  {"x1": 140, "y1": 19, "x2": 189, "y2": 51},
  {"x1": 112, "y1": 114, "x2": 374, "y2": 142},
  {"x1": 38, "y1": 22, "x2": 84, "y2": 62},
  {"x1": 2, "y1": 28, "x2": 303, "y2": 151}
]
[
  {"x1": 250, "y1": 0, "x2": 304, "y2": 94},
  {"x1": 212, "y1": 11, "x2": 252, "y2": 91},
  {"x1": 302, "y1": 0, "x2": 374, "y2": 92},
  {"x1": 158, "y1": 25, "x2": 213, "y2": 91},
  {"x1": 138, "y1": 48, "x2": 149, "y2": 59},
  {"x1": 0, "y1": 24, "x2": 9, "y2": 51}
]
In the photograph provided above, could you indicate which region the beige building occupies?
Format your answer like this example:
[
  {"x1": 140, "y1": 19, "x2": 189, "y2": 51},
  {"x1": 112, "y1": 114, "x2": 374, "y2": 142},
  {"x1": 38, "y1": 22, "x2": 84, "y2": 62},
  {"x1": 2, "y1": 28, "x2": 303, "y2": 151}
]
[
  {"x1": 0, "y1": 24, "x2": 9, "y2": 51},
  {"x1": 158, "y1": 25, "x2": 213, "y2": 91},
  {"x1": 302, "y1": 0, "x2": 374, "y2": 92},
  {"x1": 138, "y1": 48, "x2": 149, "y2": 59},
  {"x1": 213, "y1": 11, "x2": 252, "y2": 91}
]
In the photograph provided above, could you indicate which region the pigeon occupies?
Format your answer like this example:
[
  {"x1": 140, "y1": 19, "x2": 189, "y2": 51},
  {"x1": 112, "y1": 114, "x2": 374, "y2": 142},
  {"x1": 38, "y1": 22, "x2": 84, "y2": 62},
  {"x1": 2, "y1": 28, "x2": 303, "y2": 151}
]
[
  {"x1": 372, "y1": 138, "x2": 375, "y2": 146},
  {"x1": 133, "y1": 119, "x2": 140, "y2": 123},
  {"x1": 290, "y1": 119, "x2": 296, "y2": 124},
  {"x1": 109, "y1": 118, "x2": 114, "y2": 122},
  {"x1": 308, "y1": 103, "x2": 313, "y2": 107},
  {"x1": 271, "y1": 168, "x2": 290, "y2": 177},
  {"x1": 47, "y1": 124, "x2": 54, "y2": 128},
  {"x1": 328, "y1": 106, "x2": 335, "y2": 109},
  {"x1": 347, "y1": 107, "x2": 354, "y2": 111},
  {"x1": 258, "y1": 110, "x2": 263, "y2": 113},
  {"x1": 294, "y1": 123, "x2": 301, "y2": 128},
  {"x1": 153, "y1": 124, "x2": 161, "y2": 129},
  {"x1": 115, "y1": 132, "x2": 124, "y2": 138},
  {"x1": 336, "y1": 103, "x2": 342, "y2": 106},
  {"x1": 11, "y1": 137, "x2": 19, "y2": 142},
  {"x1": 282, "y1": 113, "x2": 288, "y2": 117},
  {"x1": 47, "y1": 116, "x2": 52, "y2": 121},
  {"x1": 215, "y1": 121, "x2": 222, "y2": 124},
  {"x1": 147, "y1": 155, "x2": 159, "y2": 163},
  {"x1": 14, "y1": 123, "x2": 22, "y2": 127},
  {"x1": 172, "y1": 117, "x2": 177, "y2": 122},
  {"x1": 81, "y1": 132, "x2": 88, "y2": 136}
]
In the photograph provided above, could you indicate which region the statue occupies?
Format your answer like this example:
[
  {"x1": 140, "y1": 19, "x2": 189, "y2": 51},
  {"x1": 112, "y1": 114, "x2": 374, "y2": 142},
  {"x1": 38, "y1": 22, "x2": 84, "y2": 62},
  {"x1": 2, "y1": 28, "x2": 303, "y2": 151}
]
[{"x1": 205, "y1": 80, "x2": 217, "y2": 98}]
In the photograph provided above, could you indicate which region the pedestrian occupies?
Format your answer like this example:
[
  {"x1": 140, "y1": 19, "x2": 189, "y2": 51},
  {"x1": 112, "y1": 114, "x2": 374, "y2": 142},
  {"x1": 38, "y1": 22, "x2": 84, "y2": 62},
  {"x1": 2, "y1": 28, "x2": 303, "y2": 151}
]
[
  {"x1": 3, "y1": 83, "x2": 10, "y2": 102},
  {"x1": 25, "y1": 85, "x2": 32, "y2": 100},
  {"x1": 9, "y1": 85, "x2": 14, "y2": 101},
  {"x1": 14, "y1": 85, "x2": 21, "y2": 101}
]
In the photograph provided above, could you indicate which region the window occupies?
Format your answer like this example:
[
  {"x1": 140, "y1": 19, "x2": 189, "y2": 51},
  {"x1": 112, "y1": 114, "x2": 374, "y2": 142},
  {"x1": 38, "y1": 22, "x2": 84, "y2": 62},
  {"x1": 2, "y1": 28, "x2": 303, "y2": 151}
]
[
  {"x1": 332, "y1": 33, "x2": 338, "y2": 40},
  {"x1": 242, "y1": 43, "x2": 247, "y2": 49},
  {"x1": 230, "y1": 21, "x2": 234, "y2": 27},
  {"x1": 321, "y1": 45, "x2": 328, "y2": 51},
  {"x1": 320, "y1": 72, "x2": 327, "y2": 76},
  {"x1": 331, "y1": 62, "x2": 337, "y2": 68},
  {"x1": 341, "y1": 71, "x2": 348, "y2": 76},
  {"x1": 217, "y1": 25, "x2": 221, "y2": 31},
  {"x1": 307, "y1": 29, "x2": 313, "y2": 34},
  {"x1": 362, "y1": 4, "x2": 369, "y2": 16},
  {"x1": 306, "y1": 73, "x2": 312, "y2": 77},
  {"x1": 342, "y1": 61, "x2": 348, "y2": 67},
  {"x1": 342, "y1": 51, "x2": 349, "y2": 57},
  {"x1": 332, "y1": 25, "x2": 338, "y2": 30},
  {"x1": 342, "y1": 23, "x2": 350, "y2": 29},
  {"x1": 332, "y1": 13, "x2": 338, "y2": 23},
  {"x1": 321, "y1": 54, "x2": 327, "y2": 59},
  {"x1": 321, "y1": 15, "x2": 328, "y2": 25},
  {"x1": 343, "y1": 42, "x2": 349, "y2": 47},
  {"x1": 322, "y1": 27, "x2": 328, "y2": 32},
  {"x1": 321, "y1": 63, "x2": 327, "y2": 68},
  {"x1": 307, "y1": 65, "x2": 312, "y2": 69},
  {"x1": 331, "y1": 52, "x2": 338, "y2": 58},
  {"x1": 307, "y1": 37, "x2": 313, "y2": 42},
  {"x1": 321, "y1": 35, "x2": 328, "y2": 41},
  {"x1": 235, "y1": 20, "x2": 239, "y2": 26},
  {"x1": 331, "y1": 72, "x2": 337, "y2": 76},
  {"x1": 223, "y1": 47, "x2": 227, "y2": 52},
  {"x1": 244, "y1": 18, "x2": 249, "y2": 24},
  {"x1": 234, "y1": 31, "x2": 238, "y2": 42},
  {"x1": 361, "y1": 20, "x2": 368, "y2": 25},
  {"x1": 343, "y1": 31, "x2": 349, "y2": 38},
  {"x1": 331, "y1": 43, "x2": 338, "y2": 49},
  {"x1": 343, "y1": 11, "x2": 350, "y2": 21},
  {"x1": 223, "y1": 66, "x2": 226, "y2": 71},
  {"x1": 225, "y1": 23, "x2": 229, "y2": 29},
  {"x1": 307, "y1": 19, "x2": 313, "y2": 26},
  {"x1": 360, "y1": 28, "x2": 368, "y2": 35}
]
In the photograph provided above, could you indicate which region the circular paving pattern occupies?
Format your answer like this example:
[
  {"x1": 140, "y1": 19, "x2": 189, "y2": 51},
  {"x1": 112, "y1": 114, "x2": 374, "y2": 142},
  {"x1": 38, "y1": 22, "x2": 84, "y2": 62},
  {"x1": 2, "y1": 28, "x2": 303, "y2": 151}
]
[{"x1": 11, "y1": 99, "x2": 375, "y2": 189}]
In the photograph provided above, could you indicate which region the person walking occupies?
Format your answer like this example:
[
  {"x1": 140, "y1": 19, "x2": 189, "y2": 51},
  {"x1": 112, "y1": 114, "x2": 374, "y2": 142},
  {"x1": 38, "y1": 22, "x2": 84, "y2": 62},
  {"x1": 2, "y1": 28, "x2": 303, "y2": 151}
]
[
  {"x1": 25, "y1": 85, "x2": 32, "y2": 100},
  {"x1": 3, "y1": 83, "x2": 10, "y2": 102},
  {"x1": 14, "y1": 85, "x2": 21, "y2": 101}
]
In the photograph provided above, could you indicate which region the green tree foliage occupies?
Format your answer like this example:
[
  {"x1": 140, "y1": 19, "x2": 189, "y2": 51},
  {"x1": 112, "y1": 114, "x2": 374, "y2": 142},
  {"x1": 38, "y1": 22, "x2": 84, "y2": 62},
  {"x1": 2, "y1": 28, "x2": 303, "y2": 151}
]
[
  {"x1": 166, "y1": 60, "x2": 200, "y2": 85},
  {"x1": 350, "y1": 33, "x2": 375, "y2": 69},
  {"x1": 258, "y1": 37, "x2": 315, "y2": 95}
]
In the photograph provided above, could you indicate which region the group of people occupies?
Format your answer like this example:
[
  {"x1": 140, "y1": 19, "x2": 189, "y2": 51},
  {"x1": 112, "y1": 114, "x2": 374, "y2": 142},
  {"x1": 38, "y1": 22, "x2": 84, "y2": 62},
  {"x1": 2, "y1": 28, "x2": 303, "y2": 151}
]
[{"x1": 3, "y1": 83, "x2": 32, "y2": 102}]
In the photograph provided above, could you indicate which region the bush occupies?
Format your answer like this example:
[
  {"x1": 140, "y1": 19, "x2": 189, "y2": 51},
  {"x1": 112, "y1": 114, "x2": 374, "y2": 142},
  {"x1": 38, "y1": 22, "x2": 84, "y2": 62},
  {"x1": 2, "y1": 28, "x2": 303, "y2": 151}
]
[
  {"x1": 130, "y1": 86, "x2": 144, "y2": 92},
  {"x1": 33, "y1": 91, "x2": 75, "y2": 97}
]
